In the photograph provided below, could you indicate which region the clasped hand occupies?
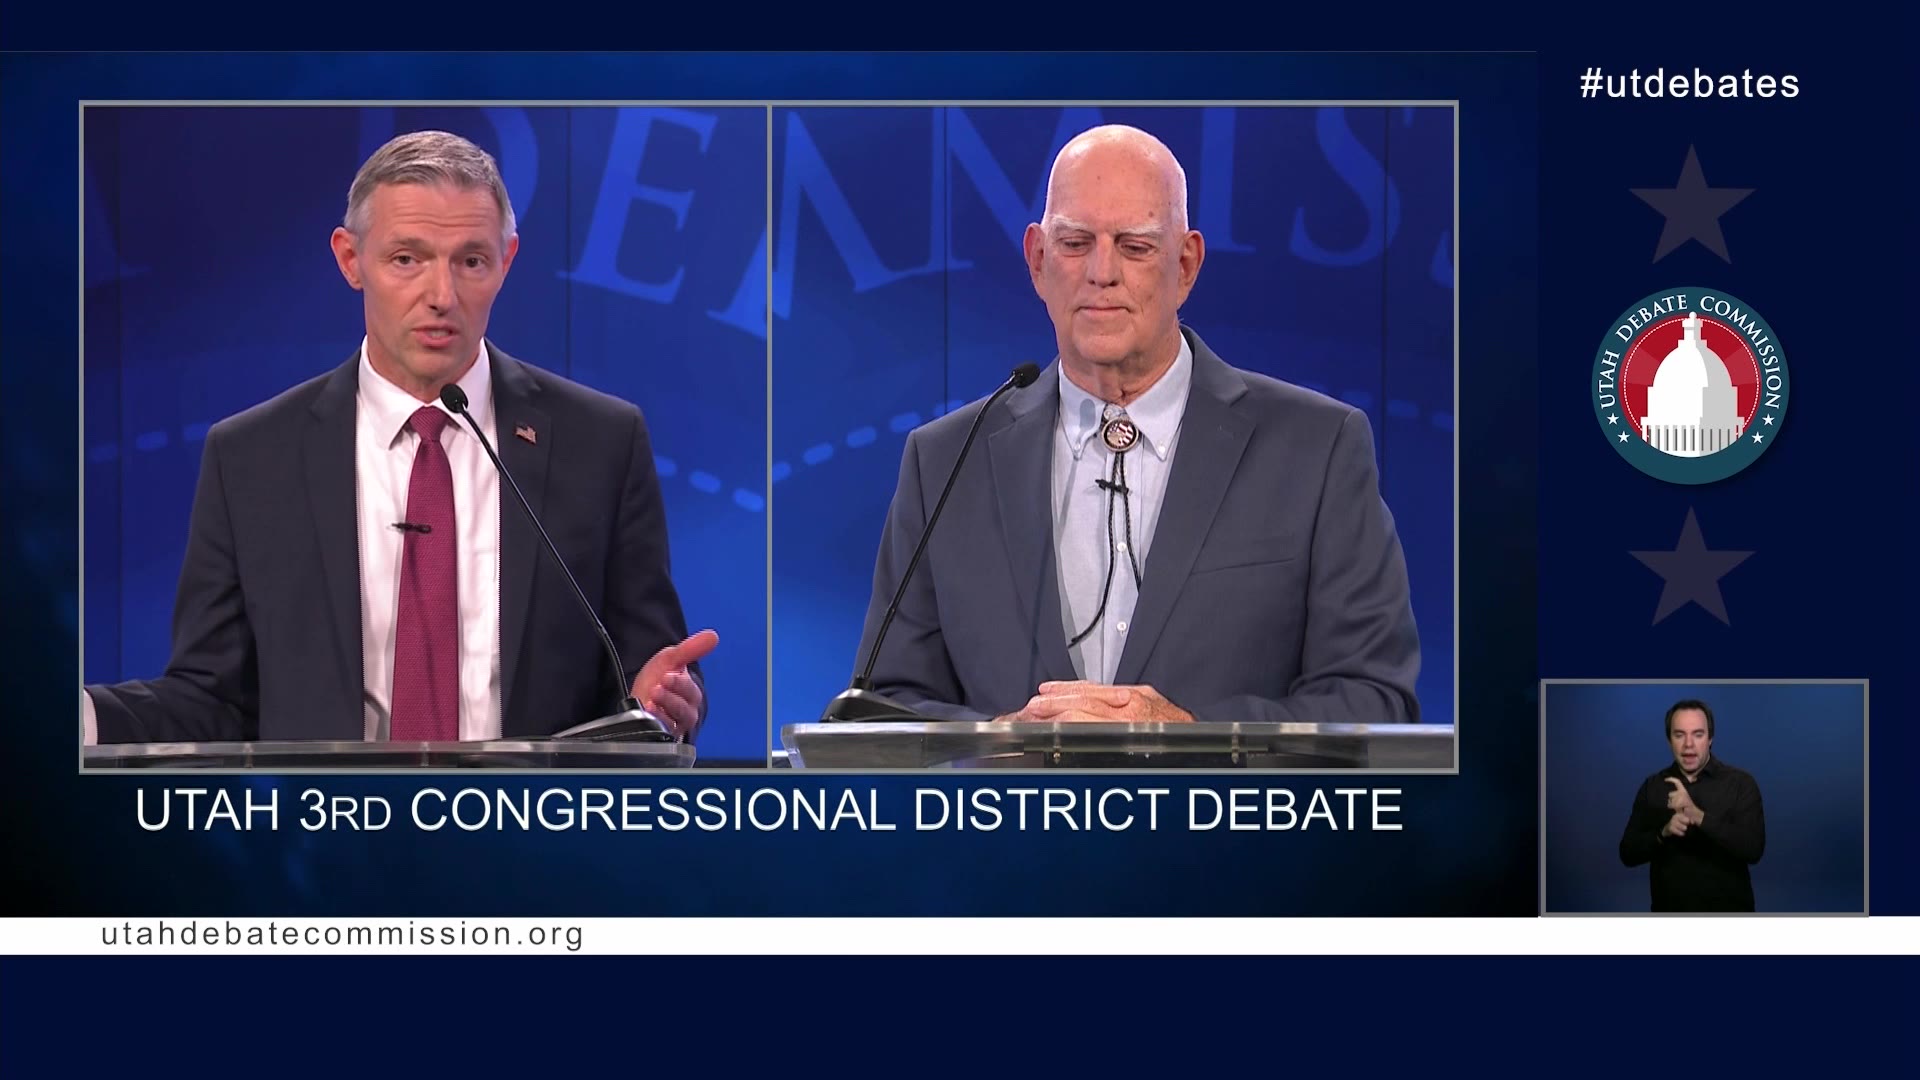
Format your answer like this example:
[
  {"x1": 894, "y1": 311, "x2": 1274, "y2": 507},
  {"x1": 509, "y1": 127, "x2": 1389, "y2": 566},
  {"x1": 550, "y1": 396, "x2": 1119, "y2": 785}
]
[{"x1": 999, "y1": 680, "x2": 1194, "y2": 724}]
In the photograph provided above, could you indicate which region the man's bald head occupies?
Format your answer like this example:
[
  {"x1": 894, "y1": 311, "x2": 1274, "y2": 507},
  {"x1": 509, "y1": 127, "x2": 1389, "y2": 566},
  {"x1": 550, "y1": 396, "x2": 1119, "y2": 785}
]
[
  {"x1": 1042, "y1": 124, "x2": 1190, "y2": 234},
  {"x1": 1024, "y1": 124, "x2": 1204, "y2": 391}
]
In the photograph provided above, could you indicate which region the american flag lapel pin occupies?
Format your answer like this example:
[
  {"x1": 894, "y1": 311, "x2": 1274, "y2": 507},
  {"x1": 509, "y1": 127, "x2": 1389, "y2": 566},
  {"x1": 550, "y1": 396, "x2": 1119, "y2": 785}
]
[{"x1": 514, "y1": 424, "x2": 537, "y2": 445}]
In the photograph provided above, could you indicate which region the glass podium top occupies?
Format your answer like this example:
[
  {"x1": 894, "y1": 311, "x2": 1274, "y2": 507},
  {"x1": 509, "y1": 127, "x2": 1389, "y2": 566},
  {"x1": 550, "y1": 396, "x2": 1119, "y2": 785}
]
[
  {"x1": 82, "y1": 739, "x2": 698, "y2": 770},
  {"x1": 779, "y1": 721, "x2": 1454, "y2": 770}
]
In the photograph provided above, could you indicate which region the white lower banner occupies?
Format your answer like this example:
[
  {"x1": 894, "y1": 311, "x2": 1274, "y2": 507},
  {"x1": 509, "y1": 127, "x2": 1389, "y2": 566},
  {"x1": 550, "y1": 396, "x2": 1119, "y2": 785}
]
[{"x1": 2, "y1": 917, "x2": 1916, "y2": 955}]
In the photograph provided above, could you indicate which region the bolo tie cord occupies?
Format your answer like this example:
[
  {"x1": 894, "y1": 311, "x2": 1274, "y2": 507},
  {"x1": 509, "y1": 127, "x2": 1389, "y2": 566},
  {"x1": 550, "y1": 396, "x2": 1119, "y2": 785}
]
[{"x1": 1068, "y1": 447, "x2": 1144, "y2": 648}]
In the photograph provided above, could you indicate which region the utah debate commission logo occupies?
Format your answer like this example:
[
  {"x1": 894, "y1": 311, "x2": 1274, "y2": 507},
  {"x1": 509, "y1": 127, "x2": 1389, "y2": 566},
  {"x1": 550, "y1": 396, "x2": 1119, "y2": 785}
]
[{"x1": 1593, "y1": 287, "x2": 1789, "y2": 484}]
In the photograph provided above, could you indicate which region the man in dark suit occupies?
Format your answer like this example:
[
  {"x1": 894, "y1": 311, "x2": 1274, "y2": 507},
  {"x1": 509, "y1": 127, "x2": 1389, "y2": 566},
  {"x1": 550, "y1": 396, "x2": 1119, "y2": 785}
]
[
  {"x1": 853, "y1": 123, "x2": 1419, "y2": 725},
  {"x1": 85, "y1": 130, "x2": 717, "y2": 745}
]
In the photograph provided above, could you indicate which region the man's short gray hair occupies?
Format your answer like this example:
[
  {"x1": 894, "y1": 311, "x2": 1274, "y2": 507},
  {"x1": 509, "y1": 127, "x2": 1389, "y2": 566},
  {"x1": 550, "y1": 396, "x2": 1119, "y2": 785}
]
[{"x1": 343, "y1": 130, "x2": 516, "y2": 246}]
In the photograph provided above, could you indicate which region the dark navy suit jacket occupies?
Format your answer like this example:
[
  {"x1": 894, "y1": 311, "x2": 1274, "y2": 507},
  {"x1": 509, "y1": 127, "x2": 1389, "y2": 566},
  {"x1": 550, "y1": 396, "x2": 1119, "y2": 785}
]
[
  {"x1": 854, "y1": 326, "x2": 1421, "y2": 724},
  {"x1": 87, "y1": 342, "x2": 699, "y2": 743}
]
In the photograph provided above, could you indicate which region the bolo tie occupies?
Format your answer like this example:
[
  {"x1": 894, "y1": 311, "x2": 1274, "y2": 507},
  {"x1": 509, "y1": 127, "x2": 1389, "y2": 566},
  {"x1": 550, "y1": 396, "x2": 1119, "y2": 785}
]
[{"x1": 1068, "y1": 405, "x2": 1145, "y2": 648}]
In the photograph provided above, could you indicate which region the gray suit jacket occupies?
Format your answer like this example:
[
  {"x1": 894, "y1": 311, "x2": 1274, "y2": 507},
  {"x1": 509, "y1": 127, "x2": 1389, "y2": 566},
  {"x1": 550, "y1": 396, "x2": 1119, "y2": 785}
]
[{"x1": 853, "y1": 326, "x2": 1421, "y2": 724}]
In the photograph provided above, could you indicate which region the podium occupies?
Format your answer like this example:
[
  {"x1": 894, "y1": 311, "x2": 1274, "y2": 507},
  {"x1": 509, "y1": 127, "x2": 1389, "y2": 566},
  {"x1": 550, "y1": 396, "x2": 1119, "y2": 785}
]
[
  {"x1": 778, "y1": 721, "x2": 1454, "y2": 769},
  {"x1": 83, "y1": 739, "x2": 696, "y2": 770}
]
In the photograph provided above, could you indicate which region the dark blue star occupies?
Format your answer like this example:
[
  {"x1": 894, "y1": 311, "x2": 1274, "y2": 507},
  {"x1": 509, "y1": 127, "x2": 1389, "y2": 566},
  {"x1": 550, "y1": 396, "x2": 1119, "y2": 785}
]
[
  {"x1": 1629, "y1": 509, "x2": 1754, "y2": 625},
  {"x1": 1630, "y1": 146, "x2": 1754, "y2": 263}
]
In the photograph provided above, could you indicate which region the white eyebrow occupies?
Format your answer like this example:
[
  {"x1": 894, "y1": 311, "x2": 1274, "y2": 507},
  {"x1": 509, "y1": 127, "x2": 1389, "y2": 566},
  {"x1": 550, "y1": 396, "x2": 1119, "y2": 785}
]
[{"x1": 1045, "y1": 215, "x2": 1168, "y2": 240}]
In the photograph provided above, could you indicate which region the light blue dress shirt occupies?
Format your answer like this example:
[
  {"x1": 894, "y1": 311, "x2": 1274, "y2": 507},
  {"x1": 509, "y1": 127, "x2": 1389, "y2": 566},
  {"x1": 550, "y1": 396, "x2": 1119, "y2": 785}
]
[{"x1": 1052, "y1": 333, "x2": 1194, "y2": 684}]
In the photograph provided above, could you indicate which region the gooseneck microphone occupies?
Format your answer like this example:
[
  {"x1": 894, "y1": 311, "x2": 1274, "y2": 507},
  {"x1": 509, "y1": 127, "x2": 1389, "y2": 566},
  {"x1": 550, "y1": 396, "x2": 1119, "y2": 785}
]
[
  {"x1": 439, "y1": 384, "x2": 672, "y2": 742},
  {"x1": 821, "y1": 362, "x2": 1041, "y2": 723}
]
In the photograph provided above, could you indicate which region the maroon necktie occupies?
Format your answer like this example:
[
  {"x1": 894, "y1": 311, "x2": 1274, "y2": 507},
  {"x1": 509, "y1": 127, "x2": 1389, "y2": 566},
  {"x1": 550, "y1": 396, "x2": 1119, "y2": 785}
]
[{"x1": 390, "y1": 406, "x2": 459, "y2": 741}]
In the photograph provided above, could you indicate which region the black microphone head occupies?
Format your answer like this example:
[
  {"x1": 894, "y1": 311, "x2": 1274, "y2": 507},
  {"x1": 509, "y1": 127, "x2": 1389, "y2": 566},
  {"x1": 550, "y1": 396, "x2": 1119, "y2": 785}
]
[
  {"x1": 439, "y1": 384, "x2": 470, "y2": 413},
  {"x1": 1011, "y1": 362, "x2": 1040, "y2": 388}
]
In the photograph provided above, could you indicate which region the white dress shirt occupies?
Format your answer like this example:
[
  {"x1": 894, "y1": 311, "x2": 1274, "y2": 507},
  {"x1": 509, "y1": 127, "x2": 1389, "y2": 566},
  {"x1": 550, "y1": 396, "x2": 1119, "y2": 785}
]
[
  {"x1": 83, "y1": 340, "x2": 504, "y2": 744},
  {"x1": 1052, "y1": 334, "x2": 1193, "y2": 685}
]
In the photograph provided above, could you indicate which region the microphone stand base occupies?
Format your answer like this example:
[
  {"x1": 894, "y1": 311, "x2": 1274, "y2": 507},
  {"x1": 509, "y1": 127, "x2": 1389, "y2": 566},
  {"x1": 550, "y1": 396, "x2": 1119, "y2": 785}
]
[
  {"x1": 821, "y1": 687, "x2": 933, "y2": 723},
  {"x1": 552, "y1": 708, "x2": 677, "y2": 743}
]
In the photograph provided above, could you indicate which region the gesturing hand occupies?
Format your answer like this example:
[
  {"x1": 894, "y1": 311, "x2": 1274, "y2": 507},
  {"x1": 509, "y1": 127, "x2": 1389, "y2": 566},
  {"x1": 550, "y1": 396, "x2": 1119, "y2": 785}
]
[
  {"x1": 1664, "y1": 777, "x2": 1704, "y2": 825},
  {"x1": 1662, "y1": 811, "x2": 1690, "y2": 839},
  {"x1": 631, "y1": 629, "x2": 719, "y2": 741}
]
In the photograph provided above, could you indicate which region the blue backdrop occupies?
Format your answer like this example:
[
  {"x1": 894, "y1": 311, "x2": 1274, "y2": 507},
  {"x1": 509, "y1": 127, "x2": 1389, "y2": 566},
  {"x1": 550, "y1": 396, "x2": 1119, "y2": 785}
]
[
  {"x1": 1542, "y1": 681, "x2": 1866, "y2": 914},
  {"x1": 769, "y1": 105, "x2": 1455, "y2": 726},
  {"x1": 82, "y1": 105, "x2": 770, "y2": 762}
]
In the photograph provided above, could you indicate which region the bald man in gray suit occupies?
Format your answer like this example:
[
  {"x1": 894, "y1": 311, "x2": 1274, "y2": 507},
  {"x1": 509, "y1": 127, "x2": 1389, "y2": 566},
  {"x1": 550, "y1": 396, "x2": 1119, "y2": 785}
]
[{"x1": 852, "y1": 124, "x2": 1421, "y2": 726}]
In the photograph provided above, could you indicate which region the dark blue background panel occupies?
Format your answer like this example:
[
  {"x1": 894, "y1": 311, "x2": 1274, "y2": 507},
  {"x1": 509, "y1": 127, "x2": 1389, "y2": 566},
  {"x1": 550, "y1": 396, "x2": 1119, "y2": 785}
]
[
  {"x1": 7, "y1": 52, "x2": 1543, "y2": 921},
  {"x1": 82, "y1": 105, "x2": 769, "y2": 762},
  {"x1": 770, "y1": 105, "x2": 1455, "y2": 729}
]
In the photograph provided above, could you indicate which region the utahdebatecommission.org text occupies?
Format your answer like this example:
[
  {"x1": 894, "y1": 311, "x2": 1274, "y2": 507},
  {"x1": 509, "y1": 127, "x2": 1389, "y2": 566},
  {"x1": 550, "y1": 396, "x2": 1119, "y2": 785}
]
[{"x1": 135, "y1": 786, "x2": 1405, "y2": 833}]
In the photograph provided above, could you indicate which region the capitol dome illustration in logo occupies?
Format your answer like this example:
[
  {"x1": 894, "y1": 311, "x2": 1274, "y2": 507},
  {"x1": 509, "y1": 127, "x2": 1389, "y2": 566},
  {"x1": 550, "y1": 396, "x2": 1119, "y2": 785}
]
[{"x1": 1592, "y1": 287, "x2": 1788, "y2": 484}]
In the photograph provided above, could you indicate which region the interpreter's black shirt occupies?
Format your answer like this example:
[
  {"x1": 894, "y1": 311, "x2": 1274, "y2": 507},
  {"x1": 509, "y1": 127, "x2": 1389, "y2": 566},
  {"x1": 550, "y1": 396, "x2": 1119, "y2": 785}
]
[{"x1": 1618, "y1": 756, "x2": 1766, "y2": 912}]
